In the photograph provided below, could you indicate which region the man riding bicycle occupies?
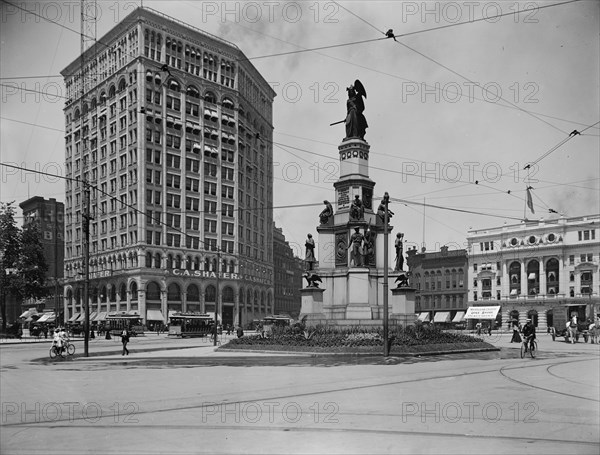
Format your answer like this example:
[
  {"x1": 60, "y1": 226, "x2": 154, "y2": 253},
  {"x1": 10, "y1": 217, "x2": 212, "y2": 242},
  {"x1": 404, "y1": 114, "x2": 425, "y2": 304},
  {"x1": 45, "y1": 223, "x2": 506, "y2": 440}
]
[
  {"x1": 522, "y1": 318, "x2": 536, "y2": 352},
  {"x1": 52, "y1": 327, "x2": 69, "y2": 355}
]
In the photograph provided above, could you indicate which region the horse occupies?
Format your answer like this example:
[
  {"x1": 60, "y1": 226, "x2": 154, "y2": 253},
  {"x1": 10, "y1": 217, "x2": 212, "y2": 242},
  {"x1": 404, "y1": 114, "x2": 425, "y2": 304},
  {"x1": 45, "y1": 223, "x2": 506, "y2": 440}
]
[{"x1": 566, "y1": 315, "x2": 578, "y2": 344}]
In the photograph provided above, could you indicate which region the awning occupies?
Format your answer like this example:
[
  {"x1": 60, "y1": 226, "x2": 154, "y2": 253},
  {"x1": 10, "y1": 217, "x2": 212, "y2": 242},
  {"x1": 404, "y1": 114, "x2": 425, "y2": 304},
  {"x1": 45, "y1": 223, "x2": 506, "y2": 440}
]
[
  {"x1": 74, "y1": 313, "x2": 84, "y2": 322},
  {"x1": 20, "y1": 308, "x2": 38, "y2": 318},
  {"x1": 417, "y1": 312, "x2": 430, "y2": 322},
  {"x1": 433, "y1": 312, "x2": 451, "y2": 323},
  {"x1": 528, "y1": 273, "x2": 537, "y2": 280},
  {"x1": 146, "y1": 309, "x2": 165, "y2": 322},
  {"x1": 68, "y1": 312, "x2": 81, "y2": 322},
  {"x1": 89, "y1": 312, "x2": 98, "y2": 322},
  {"x1": 510, "y1": 289, "x2": 518, "y2": 296},
  {"x1": 36, "y1": 313, "x2": 55, "y2": 323},
  {"x1": 465, "y1": 306, "x2": 501, "y2": 320},
  {"x1": 452, "y1": 311, "x2": 465, "y2": 323},
  {"x1": 94, "y1": 312, "x2": 107, "y2": 322}
]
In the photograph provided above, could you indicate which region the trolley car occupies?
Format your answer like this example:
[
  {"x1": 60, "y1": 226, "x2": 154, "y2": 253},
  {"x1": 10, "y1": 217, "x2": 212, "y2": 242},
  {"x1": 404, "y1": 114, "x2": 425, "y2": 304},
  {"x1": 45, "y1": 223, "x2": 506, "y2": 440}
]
[
  {"x1": 106, "y1": 313, "x2": 144, "y2": 337},
  {"x1": 168, "y1": 313, "x2": 213, "y2": 338}
]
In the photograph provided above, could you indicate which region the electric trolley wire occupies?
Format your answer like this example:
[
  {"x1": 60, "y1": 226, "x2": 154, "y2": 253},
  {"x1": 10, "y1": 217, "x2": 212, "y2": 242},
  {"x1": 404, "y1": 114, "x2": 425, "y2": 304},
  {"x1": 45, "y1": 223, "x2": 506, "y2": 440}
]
[
  {"x1": 525, "y1": 121, "x2": 600, "y2": 168},
  {"x1": 0, "y1": 161, "x2": 551, "y2": 225},
  {"x1": 2, "y1": 106, "x2": 595, "y2": 213}
]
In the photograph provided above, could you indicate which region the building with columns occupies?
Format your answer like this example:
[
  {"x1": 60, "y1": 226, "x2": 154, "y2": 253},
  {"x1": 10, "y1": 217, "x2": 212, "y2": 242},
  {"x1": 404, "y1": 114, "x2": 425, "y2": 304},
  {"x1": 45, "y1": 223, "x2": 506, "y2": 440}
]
[
  {"x1": 61, "y1": 8, "x2": 275, "y2": 328},
  {"x1": 466, "y1": 215, "x2": 600, "y2": 330}
]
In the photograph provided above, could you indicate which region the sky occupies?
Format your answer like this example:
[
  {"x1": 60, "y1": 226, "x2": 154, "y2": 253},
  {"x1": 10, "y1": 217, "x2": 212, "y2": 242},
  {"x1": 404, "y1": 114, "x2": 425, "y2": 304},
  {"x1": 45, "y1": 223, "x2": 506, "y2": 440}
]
[{"x1": 1, "y1": 0, "x2": 599, "y2": 260}]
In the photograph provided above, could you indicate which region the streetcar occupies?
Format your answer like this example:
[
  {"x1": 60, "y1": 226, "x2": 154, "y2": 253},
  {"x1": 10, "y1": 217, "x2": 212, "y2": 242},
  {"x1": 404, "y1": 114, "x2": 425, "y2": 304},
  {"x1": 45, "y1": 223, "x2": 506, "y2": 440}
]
[
  {"x1": 105, "y1": 313, "x2": 144, "y2": 337},
  {"x1": 168, "y1": 312, "x2": 214, "y2": 338}
]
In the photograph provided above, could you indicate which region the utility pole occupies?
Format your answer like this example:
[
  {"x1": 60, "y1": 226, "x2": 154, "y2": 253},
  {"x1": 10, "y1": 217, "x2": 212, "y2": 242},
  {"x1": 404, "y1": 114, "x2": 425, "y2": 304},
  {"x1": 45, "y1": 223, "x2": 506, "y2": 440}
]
[
  {"x1": 383, "y1": 192, "x2": 390, "y2": 357},
  {"x1": 79, "y1": 0, "x2": 97, "y2": 357},
  {"x1": 214, "y1": 250, "x2": 221, "y2": 346}
]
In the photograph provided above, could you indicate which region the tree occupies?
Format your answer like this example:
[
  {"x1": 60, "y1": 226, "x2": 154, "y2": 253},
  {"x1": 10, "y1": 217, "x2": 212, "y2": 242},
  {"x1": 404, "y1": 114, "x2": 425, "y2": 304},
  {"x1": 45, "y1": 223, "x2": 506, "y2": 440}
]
[
  {"x1": 0, "y1": 202, "x2": 49, "y2": 330},
  {"x1": 16, "y1": 221, "x2": 49, "y2": 301},
  {"x1": 0, "y1": 202, "x2": 21, "y2": 330}
]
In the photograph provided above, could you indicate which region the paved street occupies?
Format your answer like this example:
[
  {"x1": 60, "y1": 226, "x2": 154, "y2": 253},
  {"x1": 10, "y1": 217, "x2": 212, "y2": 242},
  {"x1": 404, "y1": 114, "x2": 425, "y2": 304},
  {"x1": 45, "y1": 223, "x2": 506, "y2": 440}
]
[{"x1": 1, "y1": 332, "x2": 599, "y2": 454}]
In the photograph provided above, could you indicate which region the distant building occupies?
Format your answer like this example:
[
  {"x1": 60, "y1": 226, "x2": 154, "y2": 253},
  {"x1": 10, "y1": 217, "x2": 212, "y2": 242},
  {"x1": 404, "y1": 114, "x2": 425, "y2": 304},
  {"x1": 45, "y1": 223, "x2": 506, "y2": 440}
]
[
  {"x1": 467, "y1": 215, "x2": 600, "y2": 329},
  {"x1": 19, "y1": 197, "x2": 65, "y2": 316},
  {"x1": 407, "y1": 246, "x2": 469, "y2": 324},
  {"x1": 273, "y1": 224, "x2": 303, "y2": 319}
]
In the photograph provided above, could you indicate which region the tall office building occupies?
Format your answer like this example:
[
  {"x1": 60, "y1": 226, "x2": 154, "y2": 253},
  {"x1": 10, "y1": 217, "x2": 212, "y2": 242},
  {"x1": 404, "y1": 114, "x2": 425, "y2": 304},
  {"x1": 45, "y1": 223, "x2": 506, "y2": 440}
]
[{"x1": 61, "y1": 8, "x2": 276, "y2": 327}]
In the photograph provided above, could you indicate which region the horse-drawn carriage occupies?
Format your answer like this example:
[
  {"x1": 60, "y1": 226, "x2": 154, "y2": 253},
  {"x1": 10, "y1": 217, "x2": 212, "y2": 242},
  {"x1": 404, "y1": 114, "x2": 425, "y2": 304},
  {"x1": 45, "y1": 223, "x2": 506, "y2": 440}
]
[{"x1": 550, "y1": 303, "x2": 599, "y2": 343}]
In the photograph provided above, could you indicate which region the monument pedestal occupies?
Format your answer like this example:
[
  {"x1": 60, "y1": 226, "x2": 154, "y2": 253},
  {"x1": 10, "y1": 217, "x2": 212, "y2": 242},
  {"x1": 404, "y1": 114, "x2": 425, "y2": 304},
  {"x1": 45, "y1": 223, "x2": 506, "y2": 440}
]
[
  {"x1": 390, "y1": 286, "x2": 417, "y2": 327},
  {"x1": 299, "y1": 287, "x2": 326, "y2": 322},
  {"x1": 345, "y1": 268, "x2": 372, "y2": 319}
]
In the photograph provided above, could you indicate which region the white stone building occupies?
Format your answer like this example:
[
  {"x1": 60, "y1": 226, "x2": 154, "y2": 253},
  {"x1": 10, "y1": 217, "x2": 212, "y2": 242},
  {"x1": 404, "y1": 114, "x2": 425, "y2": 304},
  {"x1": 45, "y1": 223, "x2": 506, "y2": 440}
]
[{"x1": 466, "y1": 215, "x2": 600, "y2": 330}]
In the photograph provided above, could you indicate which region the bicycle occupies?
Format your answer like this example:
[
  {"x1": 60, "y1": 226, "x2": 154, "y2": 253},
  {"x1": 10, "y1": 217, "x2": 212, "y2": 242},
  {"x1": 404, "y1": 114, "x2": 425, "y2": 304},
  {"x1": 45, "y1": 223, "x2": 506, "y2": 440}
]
[
  {"x1": 520, "y1": 337, "x2": 537, "y2": 359},
  {"x1": 49, "y1": 344, "x2": 66, "y2": 359},
  {"x1": 49, "y1": 342, "x2": 75, "y2": 359}
]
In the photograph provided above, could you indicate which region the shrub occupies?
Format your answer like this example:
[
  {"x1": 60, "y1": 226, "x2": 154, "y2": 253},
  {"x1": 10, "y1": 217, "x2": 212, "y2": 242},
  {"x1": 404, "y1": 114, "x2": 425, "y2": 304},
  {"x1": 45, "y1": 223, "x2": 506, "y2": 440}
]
[{"x1": 224, "y1": 324, "x2": 483, "y2": 349}]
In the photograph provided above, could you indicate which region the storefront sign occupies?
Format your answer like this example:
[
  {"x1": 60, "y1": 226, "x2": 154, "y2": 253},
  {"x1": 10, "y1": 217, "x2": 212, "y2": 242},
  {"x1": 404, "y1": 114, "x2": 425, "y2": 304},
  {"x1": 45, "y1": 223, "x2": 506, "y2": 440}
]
[
  {"x1": 465, "y1": 306, "x2": 500, "y2": 320},
  {"x1": 169, "y1": 269, "x2": 272, "y2": 285}
]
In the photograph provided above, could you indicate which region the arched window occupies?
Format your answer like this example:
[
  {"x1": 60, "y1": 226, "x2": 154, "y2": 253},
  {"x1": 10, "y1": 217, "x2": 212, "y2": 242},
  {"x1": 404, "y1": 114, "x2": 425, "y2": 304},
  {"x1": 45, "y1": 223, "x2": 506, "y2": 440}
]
[
  {"x1": 205, "y1": 285, "x2": 216, "y2": 302},
  {"x1": 223, "y1": 286, "x2": 234, "y2": 303},
  {"x1": 130, "y1": 281, "x2": 138, "y2": 301},
  {"x1": 187, "y1": 284, "x2": 200, "y2": 302},
  {"x1": 167, "y1": 283, "x2": 181, "y2": 301},
  {"x1": 204, "y1": 91, "x2": 216, "y2": 104},
  {"x1": 146, "y1": 281, "x2": 161, "y2": 301}
]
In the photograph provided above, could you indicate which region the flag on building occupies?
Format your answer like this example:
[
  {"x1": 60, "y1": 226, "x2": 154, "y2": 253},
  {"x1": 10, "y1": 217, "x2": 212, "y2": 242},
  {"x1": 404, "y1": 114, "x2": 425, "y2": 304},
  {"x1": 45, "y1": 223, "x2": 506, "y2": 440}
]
[{"x1": 526, "y1": 186, "x2": 535, "y2": 214}]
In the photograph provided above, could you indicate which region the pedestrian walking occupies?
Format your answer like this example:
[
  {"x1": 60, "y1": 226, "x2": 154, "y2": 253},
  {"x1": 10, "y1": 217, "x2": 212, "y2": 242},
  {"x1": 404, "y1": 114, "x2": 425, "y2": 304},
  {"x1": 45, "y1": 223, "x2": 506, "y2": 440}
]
[{"x1": 121, "y1": 328, "x2": 130, "y2": 356}]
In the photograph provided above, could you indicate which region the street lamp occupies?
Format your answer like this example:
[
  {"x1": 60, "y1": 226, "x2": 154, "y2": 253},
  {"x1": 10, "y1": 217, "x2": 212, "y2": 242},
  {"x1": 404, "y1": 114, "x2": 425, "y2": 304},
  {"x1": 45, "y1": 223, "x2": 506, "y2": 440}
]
[{"x1": 383, "y1": 192, "x2": 390, "y2": 357}]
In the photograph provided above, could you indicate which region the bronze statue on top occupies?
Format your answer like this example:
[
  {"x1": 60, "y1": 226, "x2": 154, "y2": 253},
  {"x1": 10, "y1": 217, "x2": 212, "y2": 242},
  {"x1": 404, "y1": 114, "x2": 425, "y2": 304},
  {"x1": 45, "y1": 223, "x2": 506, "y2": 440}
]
[{"x1": 345, "y1": 80, "x2": 368, "y2": 140}]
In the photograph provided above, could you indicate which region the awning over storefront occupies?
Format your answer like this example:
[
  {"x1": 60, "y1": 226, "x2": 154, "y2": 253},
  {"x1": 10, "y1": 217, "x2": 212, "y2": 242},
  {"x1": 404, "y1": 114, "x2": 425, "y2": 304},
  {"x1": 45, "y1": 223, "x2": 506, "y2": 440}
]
[
  {"x1": 89, "y1": 312, "x2": 98, "y2": 322},
  {"x1": 74, "y1": 313, "x2": 84, "y2": 322},
  {"x1": 36, "y1": 313, "x2": 55, "y2": 323},
  {"x1": 433, "y1": 312, "x2": 451, "y2": 323},
  {"x1": 465, "y1": 306, "x2": 501, "y2": 320},
  {"x1": 417, "y1": 312, "x2": 430, "y2": 322},
  {"x1": 68, "y1": 313, "x2": 81, "y2": 322},
  {"x1": 146, "y1": 309, "x2": 165, "y2": 322},
  {"x1": 94, "y1": 312, "x2": 107, "y2": 322},
  {"x1": 452, "y1": 311, "x2": 465, "y2": 323},
  {"x1": 20, "y1": 308, "x2": 38, "y2": 319}
]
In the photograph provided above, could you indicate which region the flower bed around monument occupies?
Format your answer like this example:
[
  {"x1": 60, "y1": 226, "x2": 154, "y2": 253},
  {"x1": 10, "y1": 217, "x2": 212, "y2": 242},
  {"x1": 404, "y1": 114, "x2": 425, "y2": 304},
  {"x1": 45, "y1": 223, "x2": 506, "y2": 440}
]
[{"x1": 219, "y1": 323, "x2": 495, "y2": 354}]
